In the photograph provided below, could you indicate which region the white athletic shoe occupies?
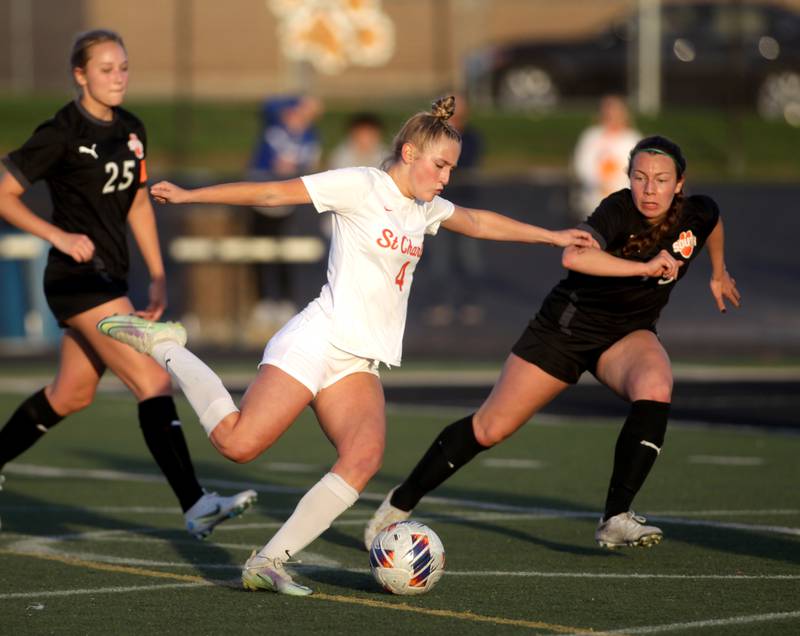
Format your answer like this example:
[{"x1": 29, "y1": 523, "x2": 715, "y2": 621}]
[
  {"x1": 595, "y1": 511, "x2": 663, "y2": 549},
  {"x1": 97, "y1": 314, "x2": 187, "y2": 355},
  {"x1": 363, "y1": 487, "x2": 411, "y2": 550},
  {"x1": 184, "y1": 489, "x2": 258, "y2": 539},
  {"x1": 242, "y1": 550, "x2": 312, "y2": 596}
]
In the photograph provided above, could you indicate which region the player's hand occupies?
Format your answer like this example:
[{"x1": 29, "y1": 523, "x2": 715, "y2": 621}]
[
  {"x1": 136, "y1": 276, "x2": 167, "y2": 320},
  {"x1": 550, "y1": 228, "x2": 600, "y2": 249},
  {"x1": 53, "y1": 230, "x2": 95, "y2": 263},
  {"x1": 150, "y1": 181, "x2": 188, "y2": 205},
  {"x1": 710, "y1": 270, "x2": 740, "y2": 313},
  {"x1": 643, "y1": 249, "x2": 683, "y2": 280}
]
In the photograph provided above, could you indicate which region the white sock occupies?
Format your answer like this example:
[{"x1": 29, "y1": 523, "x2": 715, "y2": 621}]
[
  {"x1": 151, "y1": 341, "x2": 238, "y2": 435},
  {"x1": 258, "y1": 472, "x2": 359, "y2": 560}
]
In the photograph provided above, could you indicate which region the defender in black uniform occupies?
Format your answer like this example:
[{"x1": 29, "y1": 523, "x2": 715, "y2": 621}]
[
  {"x1": 365, "y1": 135, "x2": 741, "y2": 550},
  {"x1": 0, "y1": 29, "x2": 255, "y2": 537}
]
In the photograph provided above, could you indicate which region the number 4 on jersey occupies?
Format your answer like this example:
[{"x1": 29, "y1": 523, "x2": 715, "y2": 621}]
[{"x1": 395, "y1": 261, "x2": 410, "y2": 291}]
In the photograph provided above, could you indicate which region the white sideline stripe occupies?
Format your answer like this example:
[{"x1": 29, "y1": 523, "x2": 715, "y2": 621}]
[
  {"x1": 4, "y1": 539, "x2": 800, "y2": 582},
  {"x1": 688, "y1": 454, "x2": 765, "y2": 466},
  {"x1": 0, "y1": 581, "x2": 210, "y2": 600},
  {"x1": 481, "y1": 458, "x2": 545, "y2": 469},
  {"x1": 603, "y1": 610, "x2": 800, "y2": 634},
  {"x1": 3, "y1": 462, "x2": 799, "y2": 528},
  {"x1": 4, "y1": 463, "x2": 307, "y2": 495},
  {"x1": 437, "y1": 571, "x2": 800, "y2": 581}
]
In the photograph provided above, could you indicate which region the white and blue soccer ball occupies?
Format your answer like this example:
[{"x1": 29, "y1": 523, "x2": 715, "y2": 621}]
[{"x1": 368, "y1": 520, "x2": 445, "y2": 595}]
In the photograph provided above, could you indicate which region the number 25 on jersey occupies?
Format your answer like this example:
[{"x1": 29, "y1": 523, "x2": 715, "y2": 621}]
[{"x1": 102, "y1": 160, "x2": 136, "y2": 194}]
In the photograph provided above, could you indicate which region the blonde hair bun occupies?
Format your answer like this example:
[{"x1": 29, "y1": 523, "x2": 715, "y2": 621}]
[{"x1": 431, "y1": 95, "x2": 456, "y2": 121}]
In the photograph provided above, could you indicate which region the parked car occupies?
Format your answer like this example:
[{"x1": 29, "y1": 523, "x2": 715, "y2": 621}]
[{"x1": 465, "y1": 1, "x2": 800, "y2": 123}]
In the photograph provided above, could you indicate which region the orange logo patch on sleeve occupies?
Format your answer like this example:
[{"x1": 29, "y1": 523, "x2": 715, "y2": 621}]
[
  {"x1": 672, "y1": 230, "x2": 697, "y2": 258},
  {"x1": 127, "y1": 133, "x2": 145, "y2": 160}
]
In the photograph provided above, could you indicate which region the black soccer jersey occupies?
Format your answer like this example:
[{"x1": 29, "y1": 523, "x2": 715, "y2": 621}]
[
  {"x1": 535, "y1": 189, "x2": 720, "y2": 340},
  {"x1": 2, "y1": 100, "x2": 148, "y2": 282}
]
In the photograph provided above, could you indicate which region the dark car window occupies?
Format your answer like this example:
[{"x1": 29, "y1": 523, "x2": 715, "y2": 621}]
[
  {"x1": 661, "y1": 5, "x2": 704, "y2": 37},
  {"x1": 773, "y1": 8, "x2": 800, "y2": 39}
]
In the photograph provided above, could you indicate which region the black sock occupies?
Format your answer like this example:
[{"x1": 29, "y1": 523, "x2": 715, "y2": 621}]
[
  {"x1": 604, "y1": 400, "x2": 670, "y2": 520},
  {"x1": 391, "y1": 414, "x2": 489, "y2": 511},
  {"x1": 0, "y1": 389, "x2": 64, "y2": 470},
  {"x1": 139, "y1": 396, "x2": 204, "y2": 512}
]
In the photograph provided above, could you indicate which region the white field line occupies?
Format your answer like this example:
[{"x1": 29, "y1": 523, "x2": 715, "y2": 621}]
[
  {"x1": 3, "y1": 462, "x2": 800, "y2": 536},
  {"x1": 4, "y1": 522, "x2": 800, "y2": 582},
  {"x1": 2, "y1": 363, "x2": 800, "y2": 394},
  {"x1": 3, "y1": 535, "x2": 800, "y2": 582},
  {"x1": 599, "y1": 610, "x2": 800, "y2": 635},
  {"x1": 4, "y1": 463, "x2": 306, "y2": 496},
  {"x1": 8, "y1": 462, "x2": 800, "y2": 514},
  {"x1": 0, "y1": 581, "x2": 211, "y2": 600},
  {"x1": 688, "y1": 455, "x2": 765, "y2": 466}
]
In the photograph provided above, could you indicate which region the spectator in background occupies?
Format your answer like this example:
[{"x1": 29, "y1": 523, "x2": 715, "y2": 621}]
[
  {"x1": 248, "y1": 96, "x2": 323, "y2": 327},
  {"x1": 324, "y1": 113, "x2": 388, "y2": 241},
  {"x1": 571, "y1": 95, "x2": 642, "y2": 222},
  {"x1": 424, "y1": 92, "x2": 487, "y2": 326},
  {"x1": 328, "y1": 112, "x2": 387, "y2": 170}
]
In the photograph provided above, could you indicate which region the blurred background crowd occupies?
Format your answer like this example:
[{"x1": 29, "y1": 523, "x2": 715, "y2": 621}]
[{"x1": 1, "y1": 0, "x2": 799, "y2": 361}]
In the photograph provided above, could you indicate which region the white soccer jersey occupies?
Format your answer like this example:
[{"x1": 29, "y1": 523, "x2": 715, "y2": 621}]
[{"x1": 301, "y1": 167, "x2": 454, "y2": 366}]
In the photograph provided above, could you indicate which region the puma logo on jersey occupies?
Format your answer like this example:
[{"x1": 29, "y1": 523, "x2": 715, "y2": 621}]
[
  {"x1": 78, "y1": 144, "x2": 98, "y2": 159},
  {"x1": 672, "y1": 230, "x2": 696, "y2": 258},
  {"x1": 128, "y1": 133, "x2": 145, "y2": 159}
]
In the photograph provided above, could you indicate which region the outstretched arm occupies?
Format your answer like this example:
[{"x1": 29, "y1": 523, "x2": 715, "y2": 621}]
[
  {"x1": 128, "y1": 187, "x2": 167, "y2": 320},
  {"x1": 150, "y1": 178, "x2": 312, "y2": 208},
  {"x1": 705, "y1": 217, "x2": 740, "y2": 312},
  {"x1": 441, "y1": 204, "x2": 597, "y2": 248},
  {"x1": 562, "y1": 245, "x2": 684, "y2": 280},
  {"x1": 0, "y1": 171, "x2": 94, "y2": 262}
]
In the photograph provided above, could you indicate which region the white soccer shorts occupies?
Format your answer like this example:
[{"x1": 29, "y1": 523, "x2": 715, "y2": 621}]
[{"x1": 260, "y1": 301, "x2": 380, "y2": 396}]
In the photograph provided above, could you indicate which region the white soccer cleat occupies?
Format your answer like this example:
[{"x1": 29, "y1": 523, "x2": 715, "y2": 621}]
[
  {"x1": 595, "y1": 511, "x2": 663, "y2": 549},
  {"x1": 97, "y1": 314, "x2": 187, "y2": 355},
  {"x1": 184, "y1": 489, "x2": 257, "y2": 539},
  {"x1": 363, "y1": 487, "x2": 411, "y2": 551},
  {"x1": 242, "y1": 550, "x2": 313, "y2": 596}
]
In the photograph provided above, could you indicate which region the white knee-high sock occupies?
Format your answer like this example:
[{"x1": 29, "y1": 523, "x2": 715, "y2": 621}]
[
  {"x1": 258, "y1": 472, "x2": 359, "y2": 560},
  {"x1": 151, "y1": 341, "x2": 238, "y2": 435}
]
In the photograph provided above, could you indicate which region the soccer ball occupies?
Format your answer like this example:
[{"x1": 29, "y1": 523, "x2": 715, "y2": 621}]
[{"x1": 368, "y1": 520, "x2": 445, "y2": 595}]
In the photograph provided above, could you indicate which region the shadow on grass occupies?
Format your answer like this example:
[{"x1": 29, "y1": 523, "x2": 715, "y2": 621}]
[{"x1": 358, "y1": 473, "x2": 800, "y2": 567}]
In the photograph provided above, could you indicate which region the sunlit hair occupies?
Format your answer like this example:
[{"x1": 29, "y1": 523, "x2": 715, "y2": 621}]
[
  {"x1": 621, "y1": 135, "x2": 686, "y2": 258},
  {"x1": 382, "y1": 95, "x2": 461, "y2": 170},
  {"x1": 70, "y1": 29, "x2": 126, "y2": 71}
]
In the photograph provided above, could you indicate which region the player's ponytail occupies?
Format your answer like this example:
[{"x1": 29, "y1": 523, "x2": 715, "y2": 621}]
[{"x1": 383, "y1": 95, "x2": 461, "y2": 170}]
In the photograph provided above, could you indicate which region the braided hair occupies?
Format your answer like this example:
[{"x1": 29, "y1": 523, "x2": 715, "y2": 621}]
[
  {"x1": 383, "y1": 96, "x2": 461, "y2": 170},
  {"x1": 621, "y1": 135, "x2": 687, "y2": 258}
]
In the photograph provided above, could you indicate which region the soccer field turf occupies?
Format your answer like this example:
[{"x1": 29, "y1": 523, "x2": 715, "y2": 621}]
[{"x1": 0, "y1": 393, "x2": 798, "y2": 635}]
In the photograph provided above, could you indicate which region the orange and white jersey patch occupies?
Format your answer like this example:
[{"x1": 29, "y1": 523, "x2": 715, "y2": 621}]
[
  {"x1": 127, "y1": 133, "x2": 145, "y2": 160},
  {"x1": 672, "y1": 230, "x2": 696, "y2": 258}
]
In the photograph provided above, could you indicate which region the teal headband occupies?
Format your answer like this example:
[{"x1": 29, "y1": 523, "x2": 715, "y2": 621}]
[
  {"x1": 635, "y1": 147, "x2": 682, "y2": 173},
  {"x1": 638, "y1": 147, "x2": 672, "y2": 158}
]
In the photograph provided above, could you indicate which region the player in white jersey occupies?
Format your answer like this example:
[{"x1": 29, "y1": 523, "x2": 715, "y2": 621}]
[{"x1": 98, "y1": 96, "x2": 596, "y2": 595}]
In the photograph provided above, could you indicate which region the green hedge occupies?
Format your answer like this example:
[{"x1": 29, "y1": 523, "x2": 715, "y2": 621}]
[{"x1": 1, "y1": 95, "x2": 797, "y2": 181}]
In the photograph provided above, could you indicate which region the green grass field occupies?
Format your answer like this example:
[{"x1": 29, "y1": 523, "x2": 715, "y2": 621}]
[
  {"x1": 1, "y1": 94, "x2": 799, "y2": 181},
  {"x1": 1, "y1": 392, "x2": 798, "y2": 634}
]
